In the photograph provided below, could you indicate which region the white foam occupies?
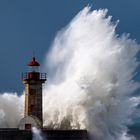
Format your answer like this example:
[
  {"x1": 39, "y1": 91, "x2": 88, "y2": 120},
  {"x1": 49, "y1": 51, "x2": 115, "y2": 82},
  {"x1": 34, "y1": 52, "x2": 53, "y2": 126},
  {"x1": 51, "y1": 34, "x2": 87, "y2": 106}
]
[
  {"x1": 43, "y1": 6, "x2": 140, "y2": 140},
  {"x1": 32, "y1": 127, "x2": 44, "y2": 140}
]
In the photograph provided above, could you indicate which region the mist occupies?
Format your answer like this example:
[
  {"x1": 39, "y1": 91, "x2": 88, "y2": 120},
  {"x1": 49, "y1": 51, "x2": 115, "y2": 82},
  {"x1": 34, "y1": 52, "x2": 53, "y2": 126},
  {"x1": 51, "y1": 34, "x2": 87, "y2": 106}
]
[
  {"x1": 43, "y1": 7, "x2": 140, "y2": 140},
  {"x1": 32, "y1": 127, "x2": 44, "y2": 140},
  {"x1": 0, "y1": 93, "x2": 23, "y2": 128},
  {"x1": 0, "y1": 6, "x2": 140, "y2": 140}
]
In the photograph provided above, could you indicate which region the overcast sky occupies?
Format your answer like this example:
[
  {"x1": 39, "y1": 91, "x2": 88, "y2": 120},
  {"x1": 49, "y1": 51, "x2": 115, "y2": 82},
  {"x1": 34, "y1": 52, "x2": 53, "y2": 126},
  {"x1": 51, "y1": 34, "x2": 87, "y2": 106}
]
[{"x1": 0, "y1": 0, "x2": 140, "y2": 93}]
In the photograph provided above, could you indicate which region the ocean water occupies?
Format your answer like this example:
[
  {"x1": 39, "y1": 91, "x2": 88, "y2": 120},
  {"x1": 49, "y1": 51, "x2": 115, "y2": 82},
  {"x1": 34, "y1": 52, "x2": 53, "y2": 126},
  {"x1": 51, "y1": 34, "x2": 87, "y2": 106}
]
[{"x1": 129, "y1": 124, "x2": 140, "y2": 139}]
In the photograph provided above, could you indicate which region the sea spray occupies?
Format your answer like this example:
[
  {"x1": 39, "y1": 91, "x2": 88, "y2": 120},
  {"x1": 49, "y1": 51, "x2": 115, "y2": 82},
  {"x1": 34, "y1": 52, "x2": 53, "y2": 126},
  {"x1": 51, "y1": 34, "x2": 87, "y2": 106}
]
[
  {"x1": 32, "y1": 127, "x2": 44, "y2": 140},
  {"x1": 0, "y1": 6, "x2": 139, "y2": 140},
  {"x1": 0, "y1": 93, "x2": 23, "y2": 128},
  {"x1": 43, "y1": 6, "x2": 140, "y2": 140}
]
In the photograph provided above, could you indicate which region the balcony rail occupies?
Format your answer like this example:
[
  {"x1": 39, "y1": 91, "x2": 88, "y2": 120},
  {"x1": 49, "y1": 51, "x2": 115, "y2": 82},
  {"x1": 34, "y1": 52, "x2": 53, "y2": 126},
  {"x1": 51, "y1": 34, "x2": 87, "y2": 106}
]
[{"x1": 22, "y1": 72, "x2": 47, "y2": 80}]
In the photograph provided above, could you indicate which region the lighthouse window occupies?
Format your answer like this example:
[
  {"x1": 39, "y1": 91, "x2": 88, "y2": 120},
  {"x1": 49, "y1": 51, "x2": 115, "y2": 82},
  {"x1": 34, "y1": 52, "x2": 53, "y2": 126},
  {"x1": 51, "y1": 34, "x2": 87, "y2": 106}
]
[
  {"x1": 28, "y1": 66, "x2": 39, "y2": 72},
  {"x1": 25, "y1": 124, "x2": 32, "y2": 130}
]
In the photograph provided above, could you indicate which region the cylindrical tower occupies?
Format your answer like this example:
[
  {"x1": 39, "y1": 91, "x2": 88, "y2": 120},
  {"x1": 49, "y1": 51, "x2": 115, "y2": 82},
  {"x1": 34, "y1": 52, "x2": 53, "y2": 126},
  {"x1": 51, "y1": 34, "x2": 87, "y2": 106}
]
[{"x1": 22, "y1": 57, "x2": 46, "y2": 128}]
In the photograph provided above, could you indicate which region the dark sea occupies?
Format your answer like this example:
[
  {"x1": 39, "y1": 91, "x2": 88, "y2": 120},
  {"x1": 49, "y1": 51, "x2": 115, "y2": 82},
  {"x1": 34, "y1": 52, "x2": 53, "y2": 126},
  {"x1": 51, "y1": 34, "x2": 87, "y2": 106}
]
[{"x1": 129, "y1": 124, "x2": 140, "y2": 139}]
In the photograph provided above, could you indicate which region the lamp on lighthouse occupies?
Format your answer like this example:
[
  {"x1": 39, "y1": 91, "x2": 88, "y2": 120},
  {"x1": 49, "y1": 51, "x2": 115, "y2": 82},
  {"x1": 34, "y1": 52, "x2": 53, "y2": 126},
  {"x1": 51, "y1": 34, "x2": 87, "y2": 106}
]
[{"x1": 27, "y1": 57, "x2": 40, "y2": 79}]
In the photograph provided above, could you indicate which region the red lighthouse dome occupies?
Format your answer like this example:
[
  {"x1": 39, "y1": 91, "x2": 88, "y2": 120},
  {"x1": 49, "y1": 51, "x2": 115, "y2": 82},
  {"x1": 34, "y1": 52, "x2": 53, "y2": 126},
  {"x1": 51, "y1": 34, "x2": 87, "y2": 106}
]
[
  {"x1": 28, "y1": 57, "x2": 40, "y2": 66},
  {"x1": 22, "y1": 56, "x2": 46, "y2": 81}
]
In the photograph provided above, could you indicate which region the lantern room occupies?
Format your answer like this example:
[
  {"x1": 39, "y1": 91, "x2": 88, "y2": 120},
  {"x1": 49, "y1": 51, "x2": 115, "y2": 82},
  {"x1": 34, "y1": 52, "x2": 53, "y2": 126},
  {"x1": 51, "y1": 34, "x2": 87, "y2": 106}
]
[
  {"x1": 22, "y1": 57, "x2": 46, "y2": 81},
  {"x1": 28, "y1": 57, "x2": 40, "y2": 72}
]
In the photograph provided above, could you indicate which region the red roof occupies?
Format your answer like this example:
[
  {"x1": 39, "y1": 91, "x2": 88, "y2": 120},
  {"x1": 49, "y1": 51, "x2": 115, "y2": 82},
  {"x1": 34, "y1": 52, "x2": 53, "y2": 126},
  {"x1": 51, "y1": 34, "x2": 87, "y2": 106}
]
[{"x1": 28, "y1": 57, "x2": 40, "y2": 66}]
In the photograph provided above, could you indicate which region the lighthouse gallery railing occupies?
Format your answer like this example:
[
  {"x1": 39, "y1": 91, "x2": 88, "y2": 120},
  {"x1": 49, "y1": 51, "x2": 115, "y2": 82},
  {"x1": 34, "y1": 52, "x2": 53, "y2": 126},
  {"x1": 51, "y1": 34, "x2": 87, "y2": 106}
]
[{"x1": 22, "y1": 72, "x2": 47, "y2": 80}]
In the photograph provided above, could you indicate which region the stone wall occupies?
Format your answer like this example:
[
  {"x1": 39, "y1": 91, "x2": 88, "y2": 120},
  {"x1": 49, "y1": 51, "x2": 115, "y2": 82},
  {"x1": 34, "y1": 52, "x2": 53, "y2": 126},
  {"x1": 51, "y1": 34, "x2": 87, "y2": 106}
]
[{"x1": 0, "y1": 129, "x2": 89, "y2": 140}]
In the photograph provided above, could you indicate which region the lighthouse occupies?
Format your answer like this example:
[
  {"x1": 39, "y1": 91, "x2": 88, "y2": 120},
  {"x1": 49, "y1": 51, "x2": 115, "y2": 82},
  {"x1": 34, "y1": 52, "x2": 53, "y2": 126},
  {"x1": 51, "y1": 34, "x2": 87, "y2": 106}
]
[
  {"x1": 0, "y1": 56, "x2": 88, "y2": 140},
  {"x1": 19, "y1": 56, "x2": 46, "y2": 130}
]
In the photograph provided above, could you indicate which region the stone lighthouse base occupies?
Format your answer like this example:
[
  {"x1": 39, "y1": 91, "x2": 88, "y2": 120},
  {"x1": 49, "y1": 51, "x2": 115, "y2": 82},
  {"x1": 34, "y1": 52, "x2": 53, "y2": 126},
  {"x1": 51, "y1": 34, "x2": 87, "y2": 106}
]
[{"x1": 19, "y1": 116, "x2": 42, "y2": 130}]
